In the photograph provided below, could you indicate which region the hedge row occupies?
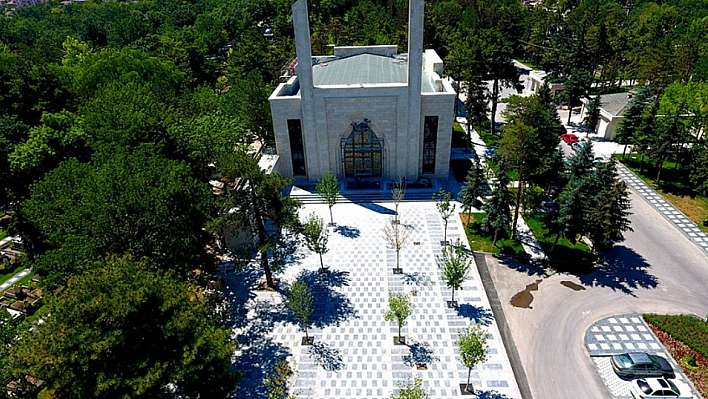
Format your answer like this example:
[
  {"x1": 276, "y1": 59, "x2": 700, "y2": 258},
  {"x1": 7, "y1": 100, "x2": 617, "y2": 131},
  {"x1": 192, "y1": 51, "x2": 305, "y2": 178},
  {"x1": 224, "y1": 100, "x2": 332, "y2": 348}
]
[{"x1": 643, "y1": 314, "x2": 708, "y2": 359}]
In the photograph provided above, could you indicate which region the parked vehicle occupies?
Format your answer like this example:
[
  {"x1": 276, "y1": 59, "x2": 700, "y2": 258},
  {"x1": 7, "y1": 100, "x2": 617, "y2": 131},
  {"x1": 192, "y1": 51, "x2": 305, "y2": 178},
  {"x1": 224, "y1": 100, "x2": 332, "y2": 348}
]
[
  {"x1": 630, "y1": 378, "x2": 694, "y2": 399},
  {"x1": 561, "y1": 133, "x2": 579, "y2": 144},
  {"x1": 611, "y1": 352, "x2": 675, "y2": 378}
]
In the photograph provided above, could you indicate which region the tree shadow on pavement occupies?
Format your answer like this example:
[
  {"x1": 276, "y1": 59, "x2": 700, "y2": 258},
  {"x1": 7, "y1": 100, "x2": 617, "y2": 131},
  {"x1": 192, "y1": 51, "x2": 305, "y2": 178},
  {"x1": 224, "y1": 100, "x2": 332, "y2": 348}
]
[
  {"x1": 456, "y1": 304, "x2": 494, "y2": 326},
  {"x1": 402, "y1": 341, "x2": 438, "y2": 367},
  {"x1": 335, "y1": 225, "x2": 361, "y2": 238},
  {"x1": 496, "y1": 255, "x2": 547, "y2": 277},
  {"x1": 231, "y1": 334, "x2": 290, "y2": 399},
  {"x1": 356, "y1": 202, "x2": 396, "y2": 215},
  {"x1": 298, "y1": 270, "x2": 358, "y2": 327},
  {"x1": 308, "y1": 341, "x2": 344, "y2": 371},
  {"x1": 222, "y1": 264, "x2": 261, "y2": 329},
  {"x1": 578, "y1": 245, "x2": 658, "y2": 296},
  {"x1": 476, "y1": 391, "x2": 511, "y2": 399},
  {"x1": 401, "y1": 272, "x2": 432, "y2": 287}
]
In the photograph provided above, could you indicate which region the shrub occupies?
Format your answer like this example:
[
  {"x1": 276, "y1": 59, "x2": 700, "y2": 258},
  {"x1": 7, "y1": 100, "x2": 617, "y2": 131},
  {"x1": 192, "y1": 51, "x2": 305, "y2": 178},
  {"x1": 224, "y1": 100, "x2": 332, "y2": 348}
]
[{"x1": 644, "y1": 314, "x2": 708, "y2": 359}]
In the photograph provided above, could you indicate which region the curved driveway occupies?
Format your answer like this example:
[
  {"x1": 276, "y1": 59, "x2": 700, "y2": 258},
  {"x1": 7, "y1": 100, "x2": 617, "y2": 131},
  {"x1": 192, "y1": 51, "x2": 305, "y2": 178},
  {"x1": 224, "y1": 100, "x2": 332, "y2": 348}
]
[{"x1": 486, "y1": 188, "x2": 708, "y2": 399}]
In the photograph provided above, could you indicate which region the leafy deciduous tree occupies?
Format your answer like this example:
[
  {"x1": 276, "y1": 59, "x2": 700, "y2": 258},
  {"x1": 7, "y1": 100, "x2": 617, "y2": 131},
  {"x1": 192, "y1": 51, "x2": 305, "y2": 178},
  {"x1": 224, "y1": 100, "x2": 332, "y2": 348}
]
[
  {"x1": 458, "y1": 325, "x2": 488, "y2": 394},
  {"x1": 384, "y1": 294, "x2": 412, "y2": 345}
]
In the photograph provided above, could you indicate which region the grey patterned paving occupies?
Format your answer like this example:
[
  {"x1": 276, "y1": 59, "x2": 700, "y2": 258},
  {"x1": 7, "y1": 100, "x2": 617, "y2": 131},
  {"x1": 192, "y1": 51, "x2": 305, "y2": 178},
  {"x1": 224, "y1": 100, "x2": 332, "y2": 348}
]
[
  {"x1": 584, "y1": 314, "x2": 701, "y2": 399},
  {"x1": 616, "y1": 163, "x2": 708, "y2": 256},
  {"x1": 233, "y1": 201, "x2": 521, "y2": 398}
]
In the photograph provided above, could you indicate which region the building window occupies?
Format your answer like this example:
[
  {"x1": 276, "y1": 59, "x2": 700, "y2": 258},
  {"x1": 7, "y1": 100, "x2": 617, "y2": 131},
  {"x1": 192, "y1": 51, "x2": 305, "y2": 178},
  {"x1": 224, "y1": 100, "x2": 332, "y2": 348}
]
[
  {"x1": 341, "y1": 119, "x2": 383, "y2": 179},
  {"x1": 422, "y1": 116, "x2": 438, "y2": 174},
  {"x1": 288, "y1": 119, "x2": 306, "y2": 176}
]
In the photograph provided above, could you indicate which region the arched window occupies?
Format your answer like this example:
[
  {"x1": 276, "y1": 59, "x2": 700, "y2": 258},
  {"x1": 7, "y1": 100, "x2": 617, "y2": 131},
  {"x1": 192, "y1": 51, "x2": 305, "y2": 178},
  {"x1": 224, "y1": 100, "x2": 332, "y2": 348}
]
[{"x1": 341, "y1": 119, "x2": 383, "y2": 178}]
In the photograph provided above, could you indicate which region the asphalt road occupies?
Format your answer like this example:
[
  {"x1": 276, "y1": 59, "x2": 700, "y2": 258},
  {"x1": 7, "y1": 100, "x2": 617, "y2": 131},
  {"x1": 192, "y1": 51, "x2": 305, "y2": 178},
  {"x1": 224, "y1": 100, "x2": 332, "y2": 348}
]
[{"x1": 486, "y1": 187, "x2": 708, "y2": 399}]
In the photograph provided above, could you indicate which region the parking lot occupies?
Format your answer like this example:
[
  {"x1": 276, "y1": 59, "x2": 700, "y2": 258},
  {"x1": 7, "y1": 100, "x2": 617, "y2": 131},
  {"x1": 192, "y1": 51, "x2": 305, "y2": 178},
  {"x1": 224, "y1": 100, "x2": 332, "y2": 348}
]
[{"x1": 584, "y1": 314, "x2": 701, "y2": 399}]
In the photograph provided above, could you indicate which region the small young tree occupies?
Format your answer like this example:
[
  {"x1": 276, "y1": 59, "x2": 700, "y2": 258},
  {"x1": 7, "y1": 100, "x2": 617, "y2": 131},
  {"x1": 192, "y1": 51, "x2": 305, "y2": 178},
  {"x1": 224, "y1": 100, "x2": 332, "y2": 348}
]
[
  {"x1": 583, "y1": 95, "x2": 602, "y2": 133},
  {"x1": 437, "y1": 244, "x2": 472, "y2": 308},
  {"x1": 383, "y1": 221, "x2": 411, "y2": 274},
  {"x1": 392, "y1": 378, "x2": 428, "y2": 399},
  {"x1": 434, "y1": 189, "x2": 455, "y2": 245},
  {"x1": 483, "y1": 173, "x2": 513, "y2": 245},
  {"x1": 458, "y1": 158, "x2": 484, "y2": 215},
  {"x1": 384, "y1": 293, "x2": 412, "y2": 345},
  {"x1": 264, "y1": 360, "x2": 293, "y2": 399},
  {"x1": 458, "y1": 326, "x2": 489, "y2": 394},
  {"x1": 287, "y1": 280, "x2": 314, "y2": 345},
  {"x1": 391, "y1": 177, "x2": 406, "y2": 224},
  {"x1": 316, "y1": 172, "x2": 339, "y2": 226},
  {"x1": 302, "y1": 214, "x2": 329, "y2": 272}
]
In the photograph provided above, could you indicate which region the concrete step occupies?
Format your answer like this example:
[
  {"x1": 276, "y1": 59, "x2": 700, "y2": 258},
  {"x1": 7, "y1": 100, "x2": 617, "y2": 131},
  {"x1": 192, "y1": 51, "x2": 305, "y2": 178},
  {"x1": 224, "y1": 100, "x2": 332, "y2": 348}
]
[{"x1": 290, "y1": 192, "x2": 437, "y2": 204}]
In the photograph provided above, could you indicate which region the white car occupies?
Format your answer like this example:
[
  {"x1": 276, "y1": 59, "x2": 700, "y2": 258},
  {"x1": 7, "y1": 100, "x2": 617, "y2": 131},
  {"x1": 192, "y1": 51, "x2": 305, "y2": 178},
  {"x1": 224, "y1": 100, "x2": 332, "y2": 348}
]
[{"x1": 630, "y1": 377, "x2": 694, "y2": 399}]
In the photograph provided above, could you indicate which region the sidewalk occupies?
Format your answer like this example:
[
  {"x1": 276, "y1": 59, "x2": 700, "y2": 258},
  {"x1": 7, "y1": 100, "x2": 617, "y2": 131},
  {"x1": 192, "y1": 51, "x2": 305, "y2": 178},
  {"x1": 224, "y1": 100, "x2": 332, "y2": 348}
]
[
  {"x1": 456, "y1": 116, "x2": 547, "y2": 261},
  {"x1": 616, "y1": 163, "x2": 708, "y2": 257},
  {"x1": 0, "y1": 268, "x2": 31, "y2": 293}
]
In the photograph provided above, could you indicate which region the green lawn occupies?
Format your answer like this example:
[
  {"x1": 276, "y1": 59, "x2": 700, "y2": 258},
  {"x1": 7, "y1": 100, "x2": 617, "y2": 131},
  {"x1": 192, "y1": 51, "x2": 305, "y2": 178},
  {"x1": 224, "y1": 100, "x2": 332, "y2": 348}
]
[
  {"x1": 476, "y1": 126, "x2": 499, "y2": 148},
  {"x1": 452, "y1": 122, "x2": 468, "y2": 148},
  {"x1": 462, "y1": 213, "x2": 527, "y2": 258},
  {"x1": 0, "y1": 228, "x2": 6, "y2": 241},
  {"x1": 0, "y1": 267, "x2": 21, "y2": 286},
  {"x1": 616, "y1": 154, "x2": 708, "y2": 232},
  {"x1": 525, "y1": 212, "x2": 595, "y2": 271}
]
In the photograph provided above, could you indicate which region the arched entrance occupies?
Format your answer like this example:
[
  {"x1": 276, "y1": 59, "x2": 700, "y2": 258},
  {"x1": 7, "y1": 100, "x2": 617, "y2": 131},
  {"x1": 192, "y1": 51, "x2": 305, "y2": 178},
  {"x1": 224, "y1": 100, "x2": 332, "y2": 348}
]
[{"x1": 341, "y1": 119, "x2": 383, "y2": 179}]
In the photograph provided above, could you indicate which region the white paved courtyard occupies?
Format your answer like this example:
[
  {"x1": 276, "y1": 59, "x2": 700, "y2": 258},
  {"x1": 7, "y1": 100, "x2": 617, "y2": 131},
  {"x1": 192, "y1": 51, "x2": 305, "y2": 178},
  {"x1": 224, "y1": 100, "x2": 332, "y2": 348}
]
[{"x1": 227, "y1": 201, "x2": 521, "y2": 399}]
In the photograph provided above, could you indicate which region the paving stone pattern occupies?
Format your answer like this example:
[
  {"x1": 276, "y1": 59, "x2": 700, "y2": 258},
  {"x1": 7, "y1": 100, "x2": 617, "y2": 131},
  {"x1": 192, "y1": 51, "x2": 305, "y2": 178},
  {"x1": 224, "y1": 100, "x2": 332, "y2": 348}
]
[
  {"x1": 584, "y1": 314, "x2": 700, "y2": 399},
  {"x1": 238, "y1": 201, "x2": 521, "y2": 399},
  {"x1": 616, "y1": 163, "x2": 708, "y2": 256}
]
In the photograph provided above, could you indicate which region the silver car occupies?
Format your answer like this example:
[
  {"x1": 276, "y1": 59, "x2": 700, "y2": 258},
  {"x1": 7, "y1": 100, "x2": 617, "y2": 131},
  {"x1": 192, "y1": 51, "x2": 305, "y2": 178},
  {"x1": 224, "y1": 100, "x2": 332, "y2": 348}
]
[{"x1": 611, "y1": 352, "x2": 674, "y2": 378}]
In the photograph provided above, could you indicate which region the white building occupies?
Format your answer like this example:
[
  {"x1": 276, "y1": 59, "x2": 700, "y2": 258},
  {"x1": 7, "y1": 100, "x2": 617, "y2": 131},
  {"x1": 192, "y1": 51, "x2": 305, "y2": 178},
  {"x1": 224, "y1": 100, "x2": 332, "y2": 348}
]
[
  {"x1": 269, "y1": 0, "x2": 456, "y2": 186},
  {"x1": 579, "y1": 92, "x2": 633, "y2": 140}
]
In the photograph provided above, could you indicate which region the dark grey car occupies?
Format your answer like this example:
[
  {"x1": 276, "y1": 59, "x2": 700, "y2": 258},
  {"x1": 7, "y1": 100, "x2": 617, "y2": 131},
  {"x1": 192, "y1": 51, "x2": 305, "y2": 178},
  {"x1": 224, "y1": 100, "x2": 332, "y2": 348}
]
[{"x1": 611, "y1": 352, "x2": 675, "y2": 379}]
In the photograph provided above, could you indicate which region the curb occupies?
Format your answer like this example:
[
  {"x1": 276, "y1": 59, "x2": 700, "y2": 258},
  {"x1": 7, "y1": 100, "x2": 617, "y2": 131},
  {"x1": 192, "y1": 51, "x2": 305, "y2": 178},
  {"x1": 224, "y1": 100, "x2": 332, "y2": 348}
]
[{"x1": 474, "y1": 253, "x2": 534, "y2": 399}]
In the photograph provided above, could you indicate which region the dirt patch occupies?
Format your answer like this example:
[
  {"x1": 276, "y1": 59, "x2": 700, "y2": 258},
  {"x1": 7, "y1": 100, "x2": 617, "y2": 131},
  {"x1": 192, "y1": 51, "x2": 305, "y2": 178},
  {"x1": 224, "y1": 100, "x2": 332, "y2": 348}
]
[
  {"x1": 560, "y1": 281, "x2": 586, "y2": 291},
  {"x1": 511, "y1": 279, "x2": 542, "y2": 309},
  {"x1": 647, "y1": 322, "x2": 708, "y2": 397}
]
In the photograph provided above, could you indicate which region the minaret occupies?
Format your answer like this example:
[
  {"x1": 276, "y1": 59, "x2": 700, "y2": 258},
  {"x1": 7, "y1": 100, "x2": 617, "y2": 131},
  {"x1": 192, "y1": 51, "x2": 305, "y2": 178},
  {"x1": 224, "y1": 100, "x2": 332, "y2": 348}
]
[
  {"x1": 405, "y1": 0, "x2": 424, "y2": 176},
  {"x1": 292, "y1": 0, "x2": 320, "y2": 177}
]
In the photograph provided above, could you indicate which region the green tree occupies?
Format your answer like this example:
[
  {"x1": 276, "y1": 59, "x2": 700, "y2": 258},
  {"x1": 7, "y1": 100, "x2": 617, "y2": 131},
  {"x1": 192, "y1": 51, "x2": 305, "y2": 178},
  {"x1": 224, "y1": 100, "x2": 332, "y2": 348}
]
[
  {"x1": 21, "y1": 150, "x2": 211, "y2": 288},
  {"x1": 556, "y1": 177, "x2": 589, "y2": 245},
  {"x1": 586, "y1": 161, "x2": 633, "y2": 252},
  {"x1": 392, "y1": 378, "x2": 428, "y2": 399},
  {"x1": 434, "y1": 189, "x2": 455, "y2": 244},
  {"x1": 8, "y1": 111, "x2": 89, "y2": 178},
  {"x1": 691, "y1": 143, "x2": 708, "y2": 196},
  {"x1": 437, "y1": 244, "x2": 472, "y2": 306},
  {"x1": 264, "y1": 360, "x2": 293, "y2": 399},
  {"x1": 562, "y1": 69, "x2": 593, "y2": 124},
  {"x1": 483, "y1": 172, "x2": 513, "y2": 245},
  {"x1": 498, "y1": 120, "x2": 540, "y2": 239},
  {"x1": 616, "y1": 87, "x2": 653, "y2": 158},
  {"x1": 287, "y1": 280, "x2": 314, "y2": 342},
  {"x1": 384, "y1": 294, "x2": 412, "y2": 344},
  {"x1": 9, "y1": 256, "x2": 236, "y2": 399},
  {"x1": 458, "y1": 325, "x2": 488, "y2": 394},
  {"x1": 566, "y1": 140, "x2": 595, "y2": 180},
  {"x1": 316, "y1": 172, "x2": 340, "y2": 226},
  {"x1": 458, "y1": 157, "x2": 484, "y2": 215},
  {"x1": 167, "y1": 111, "x2": 247, "y2": 176},
  {"x1": 302, "y1": 214, "x2": 329, "y2": 272},
  {"x1": 212, "y1": 149, "x2": 300, "y2": 289},
  {"x1": 583, "y1": 95, "x2": 602, "y2": 132}
]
